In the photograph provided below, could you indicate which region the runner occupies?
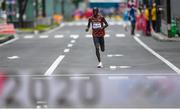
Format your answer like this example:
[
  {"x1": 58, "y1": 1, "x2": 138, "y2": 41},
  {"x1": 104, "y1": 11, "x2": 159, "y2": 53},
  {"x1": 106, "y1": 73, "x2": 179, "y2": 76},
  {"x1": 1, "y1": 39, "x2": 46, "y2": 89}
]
[{"x1": 85, "y1": 7, "x2": 108, "y2": 68}]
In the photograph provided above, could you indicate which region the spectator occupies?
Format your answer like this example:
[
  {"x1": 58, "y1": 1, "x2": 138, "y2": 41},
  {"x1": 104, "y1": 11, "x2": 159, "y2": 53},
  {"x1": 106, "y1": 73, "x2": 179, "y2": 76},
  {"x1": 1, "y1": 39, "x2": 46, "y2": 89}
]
[
  {"x1": 144, "y1": 5, "x2": 151, "y2": 36},
  {"x1": 151, "y1": 3, "x2": 157, "y2": 32}
]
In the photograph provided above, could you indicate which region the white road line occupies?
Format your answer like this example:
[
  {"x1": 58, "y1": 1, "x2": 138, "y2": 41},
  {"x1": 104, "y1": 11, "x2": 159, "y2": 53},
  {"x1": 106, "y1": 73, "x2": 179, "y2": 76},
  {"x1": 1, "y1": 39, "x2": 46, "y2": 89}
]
[
  {"x1": 0, "y1": 35, "x2": 19, "y2": 47},
  {"x1": 134, "y1": 36, "x2": 180, "y2": 74},
  {"x1": 54, "y1": 35, "x2": 64, "y2": 38},
  {"x1": 70, "y1": 76, "x2": 90, "y2": 80},
  {"x1": 86, "y1": 34, "x2": 92, "y2": 38},
  {"x1": 116, "y1": 34, "x2": 126, "y2": 38},
  {"x1": 147, "y1": 76, "x2": 167, "y2": 79},
  {"x1": 43, "y1": 23, "x2": 65, "y2": 34},
  {"x1": 107, "y1": 54, "x2": 124, "y2": 57},
  {"x1": 110, "y1": 66, "x2": 131, "y2": 70},
  {"x1": 105, "y1": 34, "x2": 110, "y2": 37},
  {"x1": 70, "y1": 40, "x2": 76, "y2": 43},
  {"x1": 7, "y1": 56, "x2": 19, "y2": 60},
  {"x1": 135, "y1": 33, "x2": 141, "y2": 37},
  {"x1": 70, "y1": 34, "x2": 79, "y2": 39},
  {"x1": 39, "y1": 35, "x2": 48, "y2": 39},
  {"x1": 64, "y1": 48, "x2": 70, "y2": 53},
  {"x1": 24, "y1": 35, "x2": 34, "y2": 39},
  {"x1": 67, "y1": 44, "x2": 73, "y2": 47},
  {"x1": 44, "y1": 55, "x2": 65, "y2": 76},
  {"x1": 108, "y1": 76, "x2": 129, "y2": 80}
]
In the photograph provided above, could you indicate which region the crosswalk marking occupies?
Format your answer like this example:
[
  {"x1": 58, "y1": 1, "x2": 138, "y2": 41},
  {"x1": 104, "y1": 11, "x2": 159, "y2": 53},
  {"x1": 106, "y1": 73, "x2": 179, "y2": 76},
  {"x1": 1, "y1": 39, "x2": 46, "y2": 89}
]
[
  {"x1": 64, "y1": 48, "x2": 70, "y2": 53},
  {"x1": 70, "y1": 34, "x2": 79, "y2": 39},
  {"x1": 116, "y1": 34, "x2": 126, "y2": 38},
  {"x1": 54, "y1": 35, "x2": 64, "y2": 38},
  {"x1": 105, "y1": 34, "x2": 110, "y2": 37},
  {"x1": 24, "y1": 35, "x2": 34, "y2": 39},
  {"x1": 39, "y1": 35, "x2": 48, "y2": 39}
]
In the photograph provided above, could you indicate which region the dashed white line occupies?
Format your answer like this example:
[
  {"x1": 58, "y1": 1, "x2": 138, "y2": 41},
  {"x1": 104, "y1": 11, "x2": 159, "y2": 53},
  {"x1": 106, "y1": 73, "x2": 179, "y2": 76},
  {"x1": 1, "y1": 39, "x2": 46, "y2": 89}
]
[
  {"x1": 54, "y1": 35, "x2": 64, "y2": 38},
  {"x1": 110, "y1": 66, "x2": 131, "y2": 70},
  {"x1": 70, "y1": 40, "x2": 76, "y2": 43},
  {"x1": 70, "y1": 76, "x2": 90, "y2": 80},
  {"x1": 86, "y1": 34, "x2": 92, "y2": 38},
  {"x1": 44, "y1": 55, "x2": 65, "y2": 76},
  {"x1": 7, "y1": 56, "x2": 20, "y2": 60},
  {"x1": 40, "y1": 35, "x2": 48, "y2": 39},
  {"x1": 67, "y1": 44, "x2": 73, "y2": 47},
  {"x1": 24, "y1": 35, "x2": 34, "y2": 39},
  {"x1": 0, "y1": 35, "x2": 19, "y2": 47},
  {"x1": 64, "y1": 48, "x2": 70, "y2": 53},
  {"x1": 107, "y1": 54, "x2": 124, "y2": 57},
  {"x1": 108, "y1": 76, "x2": 129, "y2": 80},
  {"x1": 116, "y1": 34, "x2": 126, "y2": 38},
  {"x1": 134, "y1": 36, "x2": 180, "y2": 74},
  {"x1": 105, "y1": 34, "x2": 110, "y2": 37},
  {"x1": 147, "y1": 76, "x2": 167, "y2": 79},
  {"x1": 70, "y1": 34, "x2": 79, "y2": 39}
]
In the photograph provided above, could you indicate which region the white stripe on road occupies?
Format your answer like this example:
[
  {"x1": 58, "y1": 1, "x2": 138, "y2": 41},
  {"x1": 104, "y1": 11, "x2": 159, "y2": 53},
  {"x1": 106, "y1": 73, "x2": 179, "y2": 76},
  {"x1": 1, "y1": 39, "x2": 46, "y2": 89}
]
[
  {"x1": 116, "y1": 34, "x2": 126, "y2": 38},
  {"x1": 147, "y1": 76, "x2": 167, "y2": 79},
  {"x1": 105, "y1": 34, "x2": 110, "y2": 37},
  {"x1": 67, "y1": 44, "x2": 73, "y2": 47},
  {"x1": 108, "y1": 76, "x2": 129, "y2": 80},
  {"x1": 86, "y1": 34, "x2": 92, "y2": 38},
  {"x1": 70, "y1": 34, "x2": 79, "y2": 39},
  {"x1": 107, "y1": 54, "x2": 124, "y2": 57},
  {"x1": 40, "y1": 35, "x2": 48, "y2": 39},
  {"x1": 7, "y1": 56, "x2": 20, "y2": 60},
  {"x1": 134, "y1": 36, "x2": 180, "y2": 74},
  {"x1": 64, "y1": 48, "x2": 70, "y2": 53},
  {"x1": 70, "y1": 76, "x2": 90, "y2": 80},
  {"x1": 70, "y1": 40, "x2": 76, "y2": 43},
  {"x1": 24, "y1": 35, "x2": 34, "y2": 39},
  {"x1": 44, "y1": 55, "x2": 65, "y2": 76},
  {"x1": 110, "y1": 66, "x2": 131, "y2": 70},
  {"x1": 54, "y1": 35, "x2": 64, "y2": 38}
]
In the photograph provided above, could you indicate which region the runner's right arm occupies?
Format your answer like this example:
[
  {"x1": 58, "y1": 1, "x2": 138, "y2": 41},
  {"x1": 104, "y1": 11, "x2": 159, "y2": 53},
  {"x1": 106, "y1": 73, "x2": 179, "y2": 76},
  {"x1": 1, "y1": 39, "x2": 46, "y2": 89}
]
[{"x1": 86, "y1": 18, "x2": 91, "y2": 32}]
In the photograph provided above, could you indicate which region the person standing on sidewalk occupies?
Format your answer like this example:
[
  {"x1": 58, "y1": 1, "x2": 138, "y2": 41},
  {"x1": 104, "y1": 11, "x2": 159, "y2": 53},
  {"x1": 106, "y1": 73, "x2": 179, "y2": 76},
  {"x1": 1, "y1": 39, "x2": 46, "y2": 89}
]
[
  {"x1": 129, "y1": 5, "x2": 137, "y2": 35},
  {"x1": 151, "y1": 3, "x2": 157, "y2": 32},
  {"x1": 85, "y1": 7, "x2": 109, "y2": 68},
  {"x1": 144, "y1": 5, "x2": 151, "y2": 36}
]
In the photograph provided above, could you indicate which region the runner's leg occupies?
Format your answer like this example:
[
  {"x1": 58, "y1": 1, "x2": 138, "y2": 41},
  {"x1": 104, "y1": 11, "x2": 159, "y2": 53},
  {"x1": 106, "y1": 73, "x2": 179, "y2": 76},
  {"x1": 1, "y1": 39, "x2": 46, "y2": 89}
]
[
  {"x1": 93, "y1": 37, "x2": 101, "y2": 62},
  {"x1": 99, "y1": 37, "x2": 105, "y2": 52}
]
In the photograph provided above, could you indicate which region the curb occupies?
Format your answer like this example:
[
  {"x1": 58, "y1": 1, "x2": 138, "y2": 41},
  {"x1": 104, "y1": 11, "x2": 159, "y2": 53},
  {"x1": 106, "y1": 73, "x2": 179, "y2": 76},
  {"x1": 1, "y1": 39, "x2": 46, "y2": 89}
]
[
  {"x1": 0, "y1": 35, "x2": 14, "y2": 44},
  {"x1": 152, "y1": 31, "x2": 180, "y2": 42}
]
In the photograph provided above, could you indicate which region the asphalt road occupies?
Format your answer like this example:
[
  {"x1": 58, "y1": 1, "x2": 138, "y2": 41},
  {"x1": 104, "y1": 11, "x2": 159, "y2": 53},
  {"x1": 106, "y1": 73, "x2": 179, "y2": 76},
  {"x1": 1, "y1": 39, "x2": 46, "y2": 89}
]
[{"x1": 0, "y1": 20, "x2": 180, "y2": 108}]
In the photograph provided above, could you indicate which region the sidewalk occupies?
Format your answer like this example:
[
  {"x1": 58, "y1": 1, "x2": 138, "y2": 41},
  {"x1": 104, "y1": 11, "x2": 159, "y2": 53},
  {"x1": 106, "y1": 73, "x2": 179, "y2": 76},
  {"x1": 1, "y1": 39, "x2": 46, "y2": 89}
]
[{"x1": 152, "y1": 31, "x2": 180, "y2": 42}]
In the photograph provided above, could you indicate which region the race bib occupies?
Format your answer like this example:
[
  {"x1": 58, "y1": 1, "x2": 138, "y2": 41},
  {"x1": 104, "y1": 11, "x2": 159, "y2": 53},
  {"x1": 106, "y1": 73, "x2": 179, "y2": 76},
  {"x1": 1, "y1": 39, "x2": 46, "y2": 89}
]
[{"x1": 92, "y1": 22, "x2": 101, "y2": 29}]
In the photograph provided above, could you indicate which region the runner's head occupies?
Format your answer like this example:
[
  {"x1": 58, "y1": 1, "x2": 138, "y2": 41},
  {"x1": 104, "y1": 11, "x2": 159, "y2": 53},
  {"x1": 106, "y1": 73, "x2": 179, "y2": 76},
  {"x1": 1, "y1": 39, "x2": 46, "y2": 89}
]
[{"x1": 93, "y1": 7, "x2": 99, "y2": 17}]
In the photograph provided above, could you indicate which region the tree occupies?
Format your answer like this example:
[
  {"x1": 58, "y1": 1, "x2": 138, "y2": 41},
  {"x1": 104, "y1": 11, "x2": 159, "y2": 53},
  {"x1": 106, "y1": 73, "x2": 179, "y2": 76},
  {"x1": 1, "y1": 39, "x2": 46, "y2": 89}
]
[
  {"x1": 72, "y1": 0, "x2": 83, "y2": 9},
  {"x1": 18, "y1": 0, "x2": 29, "y2": 27}
]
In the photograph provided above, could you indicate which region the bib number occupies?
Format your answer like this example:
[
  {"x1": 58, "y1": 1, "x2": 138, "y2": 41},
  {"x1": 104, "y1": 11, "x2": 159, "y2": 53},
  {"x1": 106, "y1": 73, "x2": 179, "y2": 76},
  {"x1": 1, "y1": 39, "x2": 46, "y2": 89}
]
[{"x1": 92, "y1": 23, "x2": 101, "y2": 29}]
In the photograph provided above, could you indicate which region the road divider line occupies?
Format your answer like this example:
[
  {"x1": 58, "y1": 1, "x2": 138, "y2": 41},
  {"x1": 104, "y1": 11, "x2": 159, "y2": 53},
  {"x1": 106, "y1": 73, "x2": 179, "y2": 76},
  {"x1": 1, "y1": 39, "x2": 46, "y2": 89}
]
[
  {"x1": 107, "y1": 54, "x2": 124, "y2": 57},
  {"x1": 110, "y1": 66, "x2": 131, "y2": 70},
  {"x1": 70, "y1": 40, "x2": 76, "y2": 43},
  {"x1": 67, "y1": 44, "x2": 73, "y2": 47},
  {"x1": 24, "y1": 35, "x2": 34, "y2": 39},
  {"x1": 70, "y1": 34, "x2": 79, "y2": 39},
  {"x1": 64, "y1": 48, "x2": 70, "y2": 53},
  {"x1": 40, "y1": 35, "x2": 48, "y2": 39},
  {"x1": 86, "y1": 34, "x2": 92, "y2": 38},
  {"x1": 134, "y1": 36, "x2": 180, "y2": 74},
  {"x1": 147, "y1": 76, "x2": 167, "y2": 79},
  {"x1": 44, "y1": 55, "x2": 65, "y2": 76},
  {"x1": 54, "y1": 35, "x2": 64, "y2": 38},
  {"x1": 116, "y1": 34, "x2": 126, "y2": 38},
  {"x1": 70, "y1": 76, "x2": 90, "y2": 80},
  {"x1": 108, "y1": 76, "x2": 129, "y2": 80}
]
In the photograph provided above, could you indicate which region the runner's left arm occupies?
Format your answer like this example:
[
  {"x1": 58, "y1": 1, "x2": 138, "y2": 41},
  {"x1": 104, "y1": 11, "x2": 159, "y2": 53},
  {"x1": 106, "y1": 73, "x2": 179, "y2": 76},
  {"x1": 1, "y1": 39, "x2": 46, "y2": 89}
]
[
  {"x1": 102, "y1": 17, "x2": 108, "y2": 29},
  {"x1": 86, "y1": 18, "x2": 91, "y2": 32}
]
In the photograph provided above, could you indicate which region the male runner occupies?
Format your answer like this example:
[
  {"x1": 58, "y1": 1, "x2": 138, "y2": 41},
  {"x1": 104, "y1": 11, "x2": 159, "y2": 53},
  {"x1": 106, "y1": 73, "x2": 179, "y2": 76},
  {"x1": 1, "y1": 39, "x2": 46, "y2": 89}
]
[{"x1": 85, "y1": 7, "x2": 108, "y2": 68}]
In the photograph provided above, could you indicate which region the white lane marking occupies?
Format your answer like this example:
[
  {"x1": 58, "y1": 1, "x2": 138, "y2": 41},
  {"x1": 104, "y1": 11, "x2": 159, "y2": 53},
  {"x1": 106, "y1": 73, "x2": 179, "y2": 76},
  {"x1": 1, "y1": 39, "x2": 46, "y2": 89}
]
[
  {"x1": 86, "y1": 34, "x2": 92, "y2": 38},
  {"x1": 105, "y1": 34, "x2": 110, "y2": 37},
  {"x1": 134, "y1": 36, "x2": 180, "y2": 74},
  {"x1": 70, "y1": 40, "x2": 76, "y2": 43},
  {"x1": 7, "y1": 56, "x2": 19, "y2": 60},
  {"x1": 44, "y1": 23, "x2": 65, "y2": 34},
  {"x1": 147, "y1": 76, "x2": 167, "y2": 79},
  {"x1": 70, "y1": 34, "x2": 79, "y2": 39},
  {"x1": 44, "y1": 55, "x2": 65, "y2": 76},
  {"x1": 110, "y1": 66, "x2": 131, "y2": 70},
  {"x1": 67, "y1": 44, "x2": 73, "y2": 47},
  {"x1": 24, "y1": 35, "x2": 34, "y2": 39},
  {"x1": 70, "y1": 76, "x2": 90, "y2": 80},
  {"x1": 40, "y1": 35, "x2": 48, "y2": 39},
  {"x1": 0, "y1": 35, "x2": 19, "y2": 47},
  {"x1": 108, "y1": 76, "x2": 129, "y2": 80},
  {"x1": 109, "y1": 22, "x2": 116, "y2": 25},
  {"x1": 54, "y1": 35, "x2": 64, "y2": 38},
  {"x1": 107, "y1": 54, "x2": 124, "y2": 57},
  {"x1": 116, "y1": 34, "x2": 126, "y2": 38},
  {"x1": 64, "y1": 48, "x2": 70, "y2": 53},
  {"x1": 135, "y1": 33, "x2": 141, "y2": 37}
]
